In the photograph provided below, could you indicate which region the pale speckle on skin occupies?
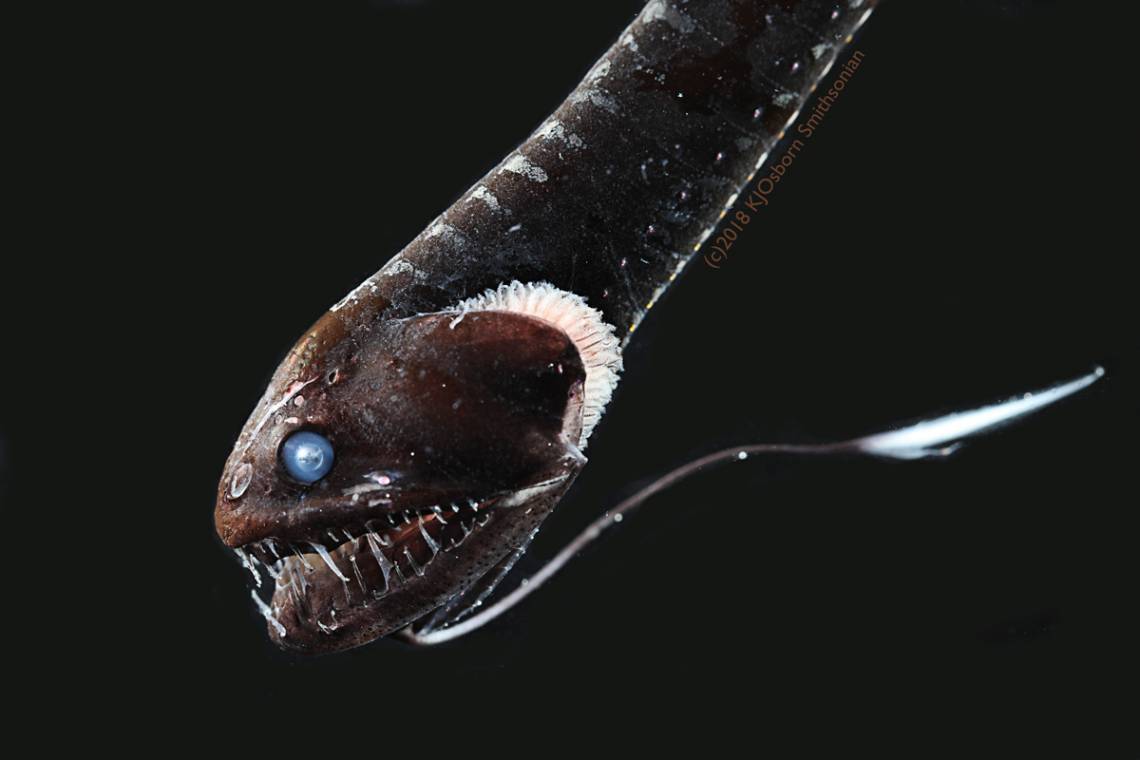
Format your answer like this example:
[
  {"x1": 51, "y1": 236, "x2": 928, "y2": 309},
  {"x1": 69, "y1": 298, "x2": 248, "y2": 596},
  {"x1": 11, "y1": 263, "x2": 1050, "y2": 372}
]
[
  {"x1": 502, "y1": 154, "x2": 548, "y2": 183},
  {"x1": 773, "y1": 92, "x2": 797, "y2": 107},
  {"x1": 812, "y1": 43, "x2": 830, "y2": 60},
  {"x1": 536, "y1": 119, "x2": 586, "y2": 149},
  {"x1": 381, "y1": 259, "x2": 415, "y2": 278},
  {"x1": 735, "y1": 136, "x2": 755, "y2": 151},
  {"x1": 585, "y1": 59, "x2": 611, "y2": 85},
  {"x1": 471, "y1": 185, "x2": 501, "y2": 211},
  {"x1": 642, "y1": 0, "x2": 696, "y2": 33},
  {"x1": 620, "y1": 32, "x2": 639, "y2": 52},
  {"x1": 331, "y1": 275, "x2": 377, "y2": 312},
  {"x1": 568, "y1": 88, "x2": 619, "y2": 114},
  {"x1": 427, "y1": 221, "x2": 464, "y2": 240}
]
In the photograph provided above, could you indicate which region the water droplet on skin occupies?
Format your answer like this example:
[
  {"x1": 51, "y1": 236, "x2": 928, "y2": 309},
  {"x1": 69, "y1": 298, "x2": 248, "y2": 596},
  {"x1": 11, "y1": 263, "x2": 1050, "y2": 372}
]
[
  {"x1": 620, "y1": 257, "x2": 628, "y2": 268},
  {"x1": 714, "y1": 151, "x2": 726, "y2": 164},
  {"x1": 613, "y1": 513, "x2": 623, "y2": 523},
  {"x1": 230, "y1": 462, "x2": 252, "y2": 499},
  {"x1": 831, "y1": 8, "x2": 841, "y2": 21},
  {"x1": 790, "y1": 60, "x2": 801, "y2": 73}
]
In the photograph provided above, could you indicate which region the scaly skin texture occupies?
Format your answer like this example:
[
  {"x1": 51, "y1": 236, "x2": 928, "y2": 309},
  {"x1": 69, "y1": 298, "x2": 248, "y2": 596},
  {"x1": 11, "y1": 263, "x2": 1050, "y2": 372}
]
[
  {"x1": 325, "y1": 0, "x2": 876, "y2": 338},
  {"x1": 215, "y1": 1, "x2": 876, "y2": 653}
]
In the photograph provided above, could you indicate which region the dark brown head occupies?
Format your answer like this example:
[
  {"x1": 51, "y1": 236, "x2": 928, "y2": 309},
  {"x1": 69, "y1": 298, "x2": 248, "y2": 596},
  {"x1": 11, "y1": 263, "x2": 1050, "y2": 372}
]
[{"x1": 215, "y1": 295, "x2": 603, "y2": 653}]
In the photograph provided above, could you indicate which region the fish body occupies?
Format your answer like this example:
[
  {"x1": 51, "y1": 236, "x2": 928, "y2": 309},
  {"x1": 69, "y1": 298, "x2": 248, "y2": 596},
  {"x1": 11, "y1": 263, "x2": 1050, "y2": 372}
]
[{"x1": 215, "y1": 0, "x2": 878, "y2": 653}]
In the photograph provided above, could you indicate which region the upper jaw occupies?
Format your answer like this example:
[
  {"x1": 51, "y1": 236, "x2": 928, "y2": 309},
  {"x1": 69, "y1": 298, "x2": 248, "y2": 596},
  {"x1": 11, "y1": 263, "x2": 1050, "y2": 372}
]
[
  {"x1": 219, "y1": 485, "x2": 505, "y2": 558},
  {"x1": 235, "y1": 494, "x2": 502, "y2": 568}
]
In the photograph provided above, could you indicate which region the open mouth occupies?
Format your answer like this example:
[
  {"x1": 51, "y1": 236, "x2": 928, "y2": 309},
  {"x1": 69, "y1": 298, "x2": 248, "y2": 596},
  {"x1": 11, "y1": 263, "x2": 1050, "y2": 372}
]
[{"x1": 233, "y1": 497, "x2": 499, "y2": 641}]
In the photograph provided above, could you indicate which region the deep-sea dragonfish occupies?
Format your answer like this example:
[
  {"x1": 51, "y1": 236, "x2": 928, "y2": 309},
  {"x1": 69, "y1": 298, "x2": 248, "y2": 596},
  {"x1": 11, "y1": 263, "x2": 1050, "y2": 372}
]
[{"x1": 214, "y1": 0, "x2": 1102, "y2": 653}]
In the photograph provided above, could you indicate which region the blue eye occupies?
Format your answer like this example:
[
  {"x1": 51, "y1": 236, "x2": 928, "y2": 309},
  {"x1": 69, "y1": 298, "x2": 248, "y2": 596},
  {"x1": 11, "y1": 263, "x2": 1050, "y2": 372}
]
[{"x1": 281, "y1": 431, "x2": 334, "y2": 483}]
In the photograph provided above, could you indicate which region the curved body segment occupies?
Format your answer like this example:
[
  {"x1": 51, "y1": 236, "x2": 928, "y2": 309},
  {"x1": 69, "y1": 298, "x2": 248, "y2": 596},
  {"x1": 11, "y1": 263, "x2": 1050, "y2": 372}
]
[{"x1": 215, "y1": 0, "x2": 877, "y2": 653}]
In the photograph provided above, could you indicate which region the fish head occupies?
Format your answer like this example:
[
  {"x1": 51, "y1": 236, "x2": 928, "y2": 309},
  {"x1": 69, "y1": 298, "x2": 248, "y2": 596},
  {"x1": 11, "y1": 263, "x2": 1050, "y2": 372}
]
[{"x1": 214, "y1": 304, "x2": 594, "y2": 653}]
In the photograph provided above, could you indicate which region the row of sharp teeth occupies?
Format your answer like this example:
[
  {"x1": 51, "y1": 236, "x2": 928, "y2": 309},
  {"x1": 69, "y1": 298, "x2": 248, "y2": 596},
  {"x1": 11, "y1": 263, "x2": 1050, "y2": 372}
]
[{"x1": 235, "y1": 502, "x2": 492, "y2": 636}]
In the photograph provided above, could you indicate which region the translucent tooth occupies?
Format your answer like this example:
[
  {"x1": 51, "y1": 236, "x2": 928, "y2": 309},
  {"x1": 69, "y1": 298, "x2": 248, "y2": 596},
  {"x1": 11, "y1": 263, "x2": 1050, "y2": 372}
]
[
  {"x1": 348, "y1": 554, "x2": 368, "y2": 594},
  {"x1": 364, "y1": 532, "x2": 393, "y2": 593},
  {"x1": 327, "y1": 529, "x2": 341, "y2": 543},
  {"x1": 265, "y1": 538, "x2": 281, "y2": 559},
  {"x1": 234, "y1": 548, "x2": 262, "y2": 588},
  {"x1": 290, "y1": 568, "x2": 309, "y2": 603},
  {"x1": 418, "y1": 514, "x2": 440, "y2": 555},
  {"x1": 290, "y1": 544, "x2": 314, "y2": 571},
  {"x1": 308, "y1": 542, "x2": 350, "y2": 582},
  {"x1": 431, "y1": 505, "x2": 449, "y2": 525},
  {"x1": 402, "y1": 511, "x2": 412, "y2": 525},
  {"x1": 403, "y1": 546, "x2": 425, "y2": 577},
  {"x1": 250, "y1": 589, "x2": 287, "y2": 637},
  {"x1": 451, "y1": 503, "x2": 460, "y2": 513},
  {"x1": 342, "y1": 528, "x2": 355, "y2": 541}
]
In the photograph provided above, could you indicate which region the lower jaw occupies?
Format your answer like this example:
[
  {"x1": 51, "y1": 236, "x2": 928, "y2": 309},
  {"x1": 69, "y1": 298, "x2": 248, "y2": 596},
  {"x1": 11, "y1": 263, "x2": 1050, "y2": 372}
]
[{"x1": 237, "y1": 502, "x2": 498, "y2": 650}]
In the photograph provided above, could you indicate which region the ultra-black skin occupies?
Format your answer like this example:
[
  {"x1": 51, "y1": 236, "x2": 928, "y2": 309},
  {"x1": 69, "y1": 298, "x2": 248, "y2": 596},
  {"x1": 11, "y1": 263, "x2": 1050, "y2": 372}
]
[{"x1": 215, "y1": 0, "x2": 875, "y2": 653}]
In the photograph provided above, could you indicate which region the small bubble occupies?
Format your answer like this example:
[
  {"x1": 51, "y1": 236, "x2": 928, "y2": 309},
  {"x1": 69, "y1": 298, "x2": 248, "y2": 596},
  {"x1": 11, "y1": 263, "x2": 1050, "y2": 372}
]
[{"x1": 737, "y1": 451, "x2": 748, "y2": 461}]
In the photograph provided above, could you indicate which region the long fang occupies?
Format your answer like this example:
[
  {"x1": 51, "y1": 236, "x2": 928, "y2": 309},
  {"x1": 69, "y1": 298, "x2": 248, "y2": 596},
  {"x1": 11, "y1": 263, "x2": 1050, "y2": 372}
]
[
  {"x1": 403, "y1": 546, "x2": 425, "y2": 577},
  {"x1": 418, "y1": 514, "x2": 440, "y2": 555},
  {"x1": 308, "y1": 542, "x2": 350, "y2": 582},
  {"x1": 234, "y1": 547, "x2": 262, "y2": 587},
  {"x1": 250, "y1": 589, "x2": 287, "y2": 637},
  {"x1": 364, "y1": 532, "x2": 393, "y2": 593}
]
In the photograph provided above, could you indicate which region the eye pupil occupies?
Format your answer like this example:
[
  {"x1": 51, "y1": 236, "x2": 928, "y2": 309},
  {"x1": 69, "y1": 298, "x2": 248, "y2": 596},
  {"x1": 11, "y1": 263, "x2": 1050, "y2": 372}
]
[{"x1": 282, "y1": 431, "x2": 334, "y2": 483}]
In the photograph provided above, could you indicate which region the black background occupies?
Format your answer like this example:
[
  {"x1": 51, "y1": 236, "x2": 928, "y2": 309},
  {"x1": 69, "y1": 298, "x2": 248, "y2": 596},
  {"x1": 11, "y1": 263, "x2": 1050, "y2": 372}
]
[{"x1": 4, "y1": 0, "x2": 1137, "y2": 750}]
